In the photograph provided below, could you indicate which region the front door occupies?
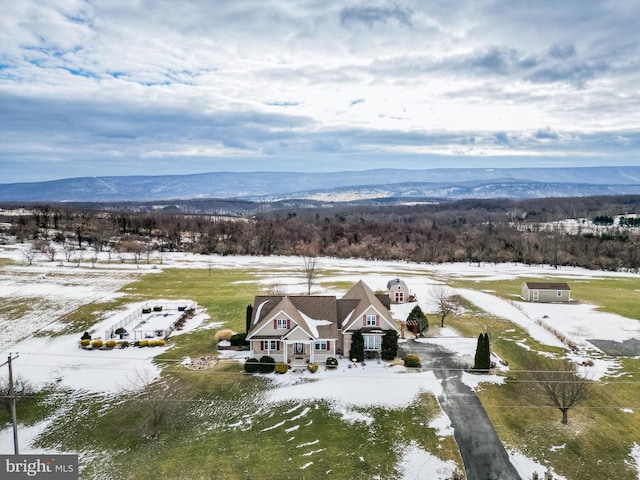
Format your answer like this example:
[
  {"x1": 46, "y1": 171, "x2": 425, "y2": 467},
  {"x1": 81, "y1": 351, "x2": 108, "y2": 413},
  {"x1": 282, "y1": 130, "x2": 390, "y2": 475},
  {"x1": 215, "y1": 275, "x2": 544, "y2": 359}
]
[{"x1": 294, "y1": 343, "x2": 305, "y2": 355}]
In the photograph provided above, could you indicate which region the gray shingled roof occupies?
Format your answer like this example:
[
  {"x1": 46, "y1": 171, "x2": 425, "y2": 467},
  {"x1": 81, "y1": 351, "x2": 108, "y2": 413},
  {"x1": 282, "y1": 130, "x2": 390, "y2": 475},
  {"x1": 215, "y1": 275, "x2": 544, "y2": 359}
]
[{"x1": 524, "y1": 282, "x2": 571, "y2": 290}]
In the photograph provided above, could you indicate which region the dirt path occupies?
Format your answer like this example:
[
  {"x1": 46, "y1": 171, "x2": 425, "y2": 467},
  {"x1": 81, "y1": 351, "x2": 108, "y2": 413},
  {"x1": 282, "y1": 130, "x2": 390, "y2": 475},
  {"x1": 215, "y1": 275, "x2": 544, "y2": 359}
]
[{"x1": 399, "y1": 340, "x2": 521, "y2": 480}]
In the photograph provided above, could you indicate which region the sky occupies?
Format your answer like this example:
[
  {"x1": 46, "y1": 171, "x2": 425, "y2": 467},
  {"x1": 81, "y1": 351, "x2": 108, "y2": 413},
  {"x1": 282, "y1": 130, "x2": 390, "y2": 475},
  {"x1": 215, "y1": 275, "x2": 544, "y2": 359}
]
[{"x1": 1, "y1": 0, "x2": 639, "y2": 183}]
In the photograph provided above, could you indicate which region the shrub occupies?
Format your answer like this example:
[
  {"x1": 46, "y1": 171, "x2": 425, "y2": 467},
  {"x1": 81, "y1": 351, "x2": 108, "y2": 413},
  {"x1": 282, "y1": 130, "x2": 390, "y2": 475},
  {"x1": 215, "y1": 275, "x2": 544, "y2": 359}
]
[
  {"x1": 258, "y1": 356, "x2": 276, "y2": 374},
  {"x1": 381, "y1": 330, "x2": 399, "y2": 360},
  {"x1": 156, "y1": 339, "x2": 166, "y2": 346},
  {"x1": 326, "y1": 357, "x2": 339, "y2": 368},
  {"x1": 244, "y1": 358, "x2": 260, "y2": 373},
  {"x1": 118, "y1": 341, "x2": 130, "y2": 348},
  {"x1": 81, "y1": 331, "x2": 92, "y2": 341},
  {"x1": 105, "y1": 340, "x2": 117, "y2": 349},
  {"x1": 214, "y1": 329, "x2": 234, "y2": 342},
  {"x1": 349, "y1": 330, "x2": 365, "y2": 362},
  {"x1": 230, "y1": 333, "x2": 249, "y2": 347},
  {"x1": 307, "y1": 363, "x2": 319, "y2": 373},
  {"x1": 149, "y1": 340, "x2": 159, "y2": 347},
  {"x1": 80, "y1": 339, "x2": 91, "y2": 347},
  {"x1": 138, "y1": 339, "x2": 149, "y2": 347},
  {"x1": 403, "y1": 354, "x2": 421, "y2": 368},
  {"x1": 274, "y1": 363, "x2": 289, "y2": 374},
  {"x1": 91, "y1": 339, "x2": 103, "y2": 349}
]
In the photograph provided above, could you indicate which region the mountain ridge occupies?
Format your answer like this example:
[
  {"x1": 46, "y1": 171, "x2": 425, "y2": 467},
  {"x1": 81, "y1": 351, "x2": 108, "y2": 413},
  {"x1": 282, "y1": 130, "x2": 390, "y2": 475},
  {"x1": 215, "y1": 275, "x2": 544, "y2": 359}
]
[{"x1": 1, "y1": 166, "x2": 639, "y2": 202}]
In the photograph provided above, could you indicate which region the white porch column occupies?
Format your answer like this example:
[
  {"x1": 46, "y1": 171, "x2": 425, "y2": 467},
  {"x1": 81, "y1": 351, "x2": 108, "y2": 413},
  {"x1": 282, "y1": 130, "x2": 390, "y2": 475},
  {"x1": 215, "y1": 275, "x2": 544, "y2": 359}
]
[{"x1": 310, "y1": 341, "x2": 315, "y2": 363}]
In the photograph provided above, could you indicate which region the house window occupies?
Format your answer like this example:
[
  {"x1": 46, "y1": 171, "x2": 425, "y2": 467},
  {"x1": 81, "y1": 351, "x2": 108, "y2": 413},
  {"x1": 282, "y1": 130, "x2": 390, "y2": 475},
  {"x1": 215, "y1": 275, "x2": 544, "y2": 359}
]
[
  {"x1": 315, "y1": 340, "x2": 331, "y2": 351},
  {"x1": 556, "y1": 291, "x2": 562, "y2": 297},
  {"x1": 366, "y1": 314, "x2": 377, "y2": 326},
  {"x1": 276, "y1": 318, "x2": 289, "y2": 329},
  {"x1": 263, "y1": 340, "x2": 279, "y2": 351},
  {"x1": 364, "y1": 336, "x2": 381, "y2": 350}
]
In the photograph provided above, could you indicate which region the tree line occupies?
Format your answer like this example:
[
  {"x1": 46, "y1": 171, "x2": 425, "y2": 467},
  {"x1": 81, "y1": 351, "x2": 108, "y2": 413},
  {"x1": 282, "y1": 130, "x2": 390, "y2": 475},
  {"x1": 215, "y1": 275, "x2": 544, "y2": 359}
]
[{"x1": 1, "y1": 195, "x2": 640, "y2": 271}]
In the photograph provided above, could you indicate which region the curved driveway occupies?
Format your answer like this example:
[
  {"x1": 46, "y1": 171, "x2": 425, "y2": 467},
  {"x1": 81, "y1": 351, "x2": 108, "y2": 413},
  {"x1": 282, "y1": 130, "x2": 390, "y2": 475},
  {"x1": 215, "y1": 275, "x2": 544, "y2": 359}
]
[{"x1": 399, "y1": 340, "x2": 521, "y2": 480}]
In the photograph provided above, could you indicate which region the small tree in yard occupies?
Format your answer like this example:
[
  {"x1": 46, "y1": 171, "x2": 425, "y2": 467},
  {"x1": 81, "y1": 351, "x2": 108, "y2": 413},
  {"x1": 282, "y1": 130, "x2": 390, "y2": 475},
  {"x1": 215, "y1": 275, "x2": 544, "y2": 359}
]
[
  {"x1": 430, "y1": 285, "x2": 458, "y2": 327},
  {"x1": 349, "y1": 330, "x2": 365, "y2": 362},
  {"x1": 523, "y1": 354, "x2": 592, "y2": 424},
  {"x1": 406, "y1": 305, "x2": 429, "y2": 336},
  {"x1": 245, "y1": 304, "x2": 253, "y2": 334},
  {"x1": 301, "y1": 254, "x2": 319, "y2": 295},
  {"x1": 381, "y1": 330, "x2": 399, "y2": 360},
  {"x1": 473, "y1": 333, "x2": 491, "y2": 371}
]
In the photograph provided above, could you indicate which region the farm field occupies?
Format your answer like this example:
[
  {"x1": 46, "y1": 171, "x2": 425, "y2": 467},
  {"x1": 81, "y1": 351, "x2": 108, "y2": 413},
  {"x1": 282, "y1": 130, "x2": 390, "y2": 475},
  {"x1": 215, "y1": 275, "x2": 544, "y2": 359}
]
[{"x1": 0, "y1": 246, "x2": 639, "y2": 479}]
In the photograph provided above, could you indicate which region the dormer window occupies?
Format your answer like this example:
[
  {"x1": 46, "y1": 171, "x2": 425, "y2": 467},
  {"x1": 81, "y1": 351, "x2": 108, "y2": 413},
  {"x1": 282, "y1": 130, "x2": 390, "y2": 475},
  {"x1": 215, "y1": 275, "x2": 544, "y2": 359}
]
[{"x1": 275, "y1": 318, "x2": 290, "y2": 329}]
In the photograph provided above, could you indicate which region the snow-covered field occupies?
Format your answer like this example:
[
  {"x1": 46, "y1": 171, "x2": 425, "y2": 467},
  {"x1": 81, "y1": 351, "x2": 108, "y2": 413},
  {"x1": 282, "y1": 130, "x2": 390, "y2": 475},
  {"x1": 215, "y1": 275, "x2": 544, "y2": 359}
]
[{"x1": 1, "y1": 244, "x2": 639, "y2": 479}]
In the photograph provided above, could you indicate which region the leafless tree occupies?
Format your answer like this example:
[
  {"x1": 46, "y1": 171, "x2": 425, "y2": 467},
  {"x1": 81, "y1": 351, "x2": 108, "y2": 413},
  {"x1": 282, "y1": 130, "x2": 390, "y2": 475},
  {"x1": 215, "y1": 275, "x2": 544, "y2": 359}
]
[
  {"x1": 523, "y1": 354, "x2": 592, "y2": 424},
  {"x1": 22, "y1": 245, "x2": 37, "y2": 265},
  {"x1": 119, "y1": 371, "x2": 179, "y2": 440},
  {"x1": 430, "y1": 284, "x2": 458, "y2": 327},
  {"x1": 62, "y1": 242, "x2": 75, "y2": 263},
  {"x1": 0, "y1": 375, "x2": 36, "y2": 414},
  {"x1": 301, "y1": 255, "x2": 319, "y2": 295}
]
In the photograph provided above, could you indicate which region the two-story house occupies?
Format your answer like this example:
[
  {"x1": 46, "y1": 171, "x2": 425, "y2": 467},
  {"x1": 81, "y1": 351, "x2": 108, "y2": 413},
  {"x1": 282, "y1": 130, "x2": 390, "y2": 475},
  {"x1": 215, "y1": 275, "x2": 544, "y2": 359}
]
[{"x1": 247, "y1": 280, "x2": 398, "y2": 364}]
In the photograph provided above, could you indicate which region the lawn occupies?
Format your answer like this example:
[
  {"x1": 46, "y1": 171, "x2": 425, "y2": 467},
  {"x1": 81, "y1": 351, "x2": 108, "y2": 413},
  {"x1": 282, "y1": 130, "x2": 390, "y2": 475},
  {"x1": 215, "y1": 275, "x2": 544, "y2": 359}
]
[
  {"x1": 447, "y1": 290, "x2": 640, "y2": 480},
  {"x1": 3, "y1": 260, "x2": 640, "y2": 479}
]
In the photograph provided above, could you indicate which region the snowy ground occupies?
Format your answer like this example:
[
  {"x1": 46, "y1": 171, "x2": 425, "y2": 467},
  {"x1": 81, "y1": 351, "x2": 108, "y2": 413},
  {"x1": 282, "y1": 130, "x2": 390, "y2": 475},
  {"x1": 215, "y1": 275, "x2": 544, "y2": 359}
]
[{"x1": 1, "y1": 245, "x2": 639, "y2": 479}]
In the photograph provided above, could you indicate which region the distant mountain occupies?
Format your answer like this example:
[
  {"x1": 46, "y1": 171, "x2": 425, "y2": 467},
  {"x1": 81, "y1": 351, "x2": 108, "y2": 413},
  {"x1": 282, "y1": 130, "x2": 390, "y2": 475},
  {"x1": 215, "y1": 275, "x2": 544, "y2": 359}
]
[{"x1": 0, "y1": 166, "x2": 639, "y2": 202}]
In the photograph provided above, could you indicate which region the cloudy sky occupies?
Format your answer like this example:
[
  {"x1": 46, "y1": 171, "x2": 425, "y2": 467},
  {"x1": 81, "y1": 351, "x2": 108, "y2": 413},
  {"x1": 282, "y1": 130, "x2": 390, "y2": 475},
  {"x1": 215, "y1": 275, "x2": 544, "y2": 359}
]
[{"x1": 1, "y1": 0, "x2": 639, "y2": 183}]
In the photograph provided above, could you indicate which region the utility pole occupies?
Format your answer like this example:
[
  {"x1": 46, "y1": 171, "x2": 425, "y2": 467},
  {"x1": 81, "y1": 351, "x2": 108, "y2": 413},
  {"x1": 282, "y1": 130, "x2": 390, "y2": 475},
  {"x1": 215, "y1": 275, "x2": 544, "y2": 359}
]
[{"x1": 2, "y1": 353, "x2": 20, "y2": 454}]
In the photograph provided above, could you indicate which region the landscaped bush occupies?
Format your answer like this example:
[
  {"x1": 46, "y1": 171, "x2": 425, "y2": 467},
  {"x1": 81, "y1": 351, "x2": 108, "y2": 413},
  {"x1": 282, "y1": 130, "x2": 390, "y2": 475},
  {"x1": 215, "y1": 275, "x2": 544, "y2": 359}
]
[
  {"x1": 156, "y1": 339, "x2": 165, "y2": 346},
  {"x1": 105, "y1": 340, "x2": 117, "y2": 349},
  {"x1": 258, "y1": 356, "x2": 276, "y2": 374},
  {"x1": 326, "y1": 357, "x2": 339, "y2": 368},
  {"x1": 149, "y1": 340, "x2": 159, "y2": 347},
  {"x1": 214, "y1": 329, "x2": 234, "y2": 342},
  {"x1": 307, "y1": 363, "x2": 319, "y2": 373},
  {"x1": 118, "y1": 341, "x2": 130, "y2": 348},
  {"x1": 230, "y1": 333, "x2": 249, "y2": 347},
  {"x1": 244, "y1": 358, "x2": 260, "y2": 373},
  {"x1": 91, "y1": 340, "x2": 103, "y2": 349},
  {"x1": 80, "y1": 339, "x2": 91, "y2": 348},
  {"x1": 138, "y1": 339, "x2": 149, "y2": 347},
  {"x1": 274, "y1": 363, "x2": 289, "y2": 374},
  {"x1": 403, "y1": 354, "x2": 421, "y2": 368}
]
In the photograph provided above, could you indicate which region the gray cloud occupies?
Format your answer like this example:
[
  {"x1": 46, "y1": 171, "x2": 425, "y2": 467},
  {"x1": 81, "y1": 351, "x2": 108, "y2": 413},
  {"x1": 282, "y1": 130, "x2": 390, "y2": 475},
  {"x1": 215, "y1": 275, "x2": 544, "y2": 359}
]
[
  {"x1": 1, "y1": 0, "x2": 639, "y2": 182},
  {"x1": 340, "y1": 5, "x2": 413, "y2": 28}
]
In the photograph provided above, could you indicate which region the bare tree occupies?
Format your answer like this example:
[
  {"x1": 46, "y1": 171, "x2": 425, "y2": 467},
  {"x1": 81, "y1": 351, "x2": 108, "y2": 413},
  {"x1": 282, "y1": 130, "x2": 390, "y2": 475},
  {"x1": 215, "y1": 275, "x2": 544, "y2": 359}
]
[
  {"x1": 0, "y1": 375, "x2": 36, "y2": 414},
  {"x1": 430, "y1": 284, "x2": 458, "y2": 327},
  {"x1": 62, "y1": 242, "x2": 75, "y2": 263},
  {"x1": 120, "y1": 371, "x2": 178, "y2": 440},
  {"x1": 523, "y1": 354, "x2": 592, "y2": 424},
  {"x1": 301, "y1": 255, "x2": 319, "y2": 295},
  {"x1": 22, "y1": 245, "x2": 37, "y2": 266}
]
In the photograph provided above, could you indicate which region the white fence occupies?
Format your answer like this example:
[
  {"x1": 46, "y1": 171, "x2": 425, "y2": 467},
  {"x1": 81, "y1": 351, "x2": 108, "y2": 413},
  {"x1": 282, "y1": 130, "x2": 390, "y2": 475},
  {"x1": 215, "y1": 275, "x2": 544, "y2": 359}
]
[{"x1": 104, "y1": 300, "x2": 196, "y2": 341}]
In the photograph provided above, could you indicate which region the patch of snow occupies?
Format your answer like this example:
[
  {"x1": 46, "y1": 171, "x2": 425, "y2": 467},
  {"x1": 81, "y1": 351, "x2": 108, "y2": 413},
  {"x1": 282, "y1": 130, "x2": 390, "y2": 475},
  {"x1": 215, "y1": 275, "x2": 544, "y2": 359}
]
[
  {"x1": 397, "y1": 441, "x2": 459, "y2": 480},
  {"x1": 428, "y1": 412, "x2": 454, "y2": 437},
  {"x1": 461, "y1": 372, "x2": 506, "y2": 390},
  {"x1": 630, "y1": 443, "x2": 640, "y2": 480},
  {"x1": 509, "y1": 449, "x2": 568, "y2": 480},
  {"x1": 298, "y1": 312, "x2": 332, "y2": 337}
]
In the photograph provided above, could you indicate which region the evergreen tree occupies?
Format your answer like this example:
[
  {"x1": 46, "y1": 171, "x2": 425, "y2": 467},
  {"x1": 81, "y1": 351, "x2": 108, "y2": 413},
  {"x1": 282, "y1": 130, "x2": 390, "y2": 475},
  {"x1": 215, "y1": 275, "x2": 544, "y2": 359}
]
[
  {"x1": 406, "y1": 305, "x2": 429, "y2": 335},
  {"x1": 349, "y1": 330, "x2": 365, "y2": 362},
  {"x1": 473, "y1": 333, "x2": 491, "y2": 371},
  {"x1": 381, "y1": 330, "x2": 399, "y2": 360},
  {"x1": 245, "y1": 304, "x2": 253, "y2": 334}
]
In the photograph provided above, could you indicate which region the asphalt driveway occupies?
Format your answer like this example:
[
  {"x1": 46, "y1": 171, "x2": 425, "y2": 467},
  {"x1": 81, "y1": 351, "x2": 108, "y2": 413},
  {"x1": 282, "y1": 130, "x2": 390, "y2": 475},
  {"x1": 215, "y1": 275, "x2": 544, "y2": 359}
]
[{"x1": 399, "y1": 339, "x2": 521, "y2": 480}]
